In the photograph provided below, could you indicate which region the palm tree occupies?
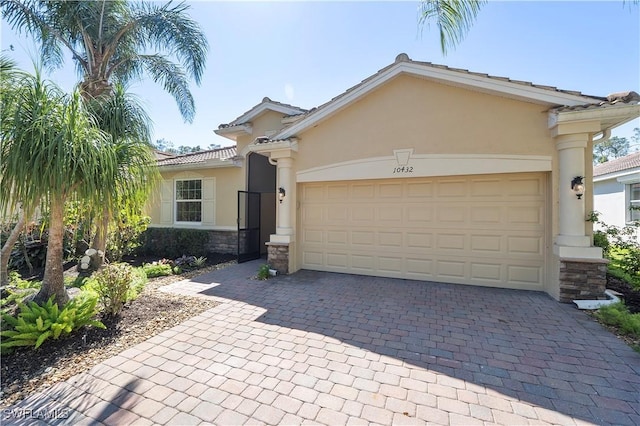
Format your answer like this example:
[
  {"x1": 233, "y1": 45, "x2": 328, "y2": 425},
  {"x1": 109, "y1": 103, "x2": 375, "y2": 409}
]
[
  {"x1": 418, "y1": 0, "x2": 486, "y2": 55},
  {"x1": 83, "y1": 84, "x2": 159, "y2": 265},
  {"x1": 0, "y1": 68, "x2": 119, "y2": 304},
  {"x1": 1, "y1": 0, "x2": 208, "y2": 122},
  {"x1": 1, "y1": 0, "x2": 204, "y2": 262}
]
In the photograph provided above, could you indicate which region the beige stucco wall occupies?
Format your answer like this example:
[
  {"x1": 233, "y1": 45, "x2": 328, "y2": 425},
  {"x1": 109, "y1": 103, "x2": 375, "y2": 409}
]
[
  {"x1": 237, "y1": 110, "x2": 290, "y2": 154},
  {"x1": 146, "y1": 166, "x2": 243, "y2": 229},
  {"x1": 296, "y1": 74, "x2": 554, "y2": 171}
]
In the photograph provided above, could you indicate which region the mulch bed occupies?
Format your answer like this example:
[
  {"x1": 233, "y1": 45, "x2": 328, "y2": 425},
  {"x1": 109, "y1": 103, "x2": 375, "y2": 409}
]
[{"x1": 0, "y1": 254, "x2": 236, "y2": 407}]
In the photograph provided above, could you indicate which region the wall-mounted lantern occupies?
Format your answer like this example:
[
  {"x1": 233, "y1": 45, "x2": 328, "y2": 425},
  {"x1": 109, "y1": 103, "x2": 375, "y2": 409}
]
[
  {"x1": 571, "y1": 176, "x2": 585, "y2": 200},
  {"x1": 278, "y1": 187, "x2": 286, "y2": 204}
]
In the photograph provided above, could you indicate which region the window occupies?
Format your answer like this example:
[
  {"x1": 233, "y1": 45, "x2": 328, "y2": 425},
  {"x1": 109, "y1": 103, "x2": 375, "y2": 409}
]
[
  {"x1": 175, "y1": 179, "x2": 202, "y2": 222},
  {"x1": 630, "y1": 183, "x2": 640, "y2": 222}
]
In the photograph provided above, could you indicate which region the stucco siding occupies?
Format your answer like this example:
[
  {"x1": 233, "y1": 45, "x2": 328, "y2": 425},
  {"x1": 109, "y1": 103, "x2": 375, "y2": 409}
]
[
  {"x1": 594, "y1": 178, "x2": 628, "y2": 228},
  {"x1": 147, "y1": 167, "x2": 243, "y2": 229},
  {"x1": 296, "y1": 74, "x2": 554, "y2": 172}
]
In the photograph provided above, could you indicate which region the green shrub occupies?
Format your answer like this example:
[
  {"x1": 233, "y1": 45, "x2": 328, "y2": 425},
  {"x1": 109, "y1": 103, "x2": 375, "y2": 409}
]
[
  {"x1": 142, "y1": 263, "x2": 173, "y2": 278},
  {"x1": 256, "y1": 264, "x2": 270, "y2": 280},
  {"x1": 592, "y1": 230, "x2": 610, "y2": 253},
  {"x1": 596, "y1": 302, "x2": 640, "y2": 338},
  {"x1": 91, "y1": 263, "x2": 146, "y2": 315},
  {"x1": 1, "y1": 294, "x2": 105, "y2": 354},
  {"x1": 138, "y1": 228, "x2": 211, "y2": 258}
]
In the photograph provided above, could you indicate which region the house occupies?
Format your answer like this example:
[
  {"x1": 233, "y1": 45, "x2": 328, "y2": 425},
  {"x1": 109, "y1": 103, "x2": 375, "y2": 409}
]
[
  {"x1": 146, "y1": 53, "x2": 640, "y2": 302},
  {"x1": 593, "y1": 152, "x2": 640, "y2": 239}
]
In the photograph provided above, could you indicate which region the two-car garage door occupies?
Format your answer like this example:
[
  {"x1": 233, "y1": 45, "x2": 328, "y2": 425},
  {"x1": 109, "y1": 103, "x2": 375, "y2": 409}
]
[{"x1": 299, "y1": 173, "x2": 547, "y2": 290}]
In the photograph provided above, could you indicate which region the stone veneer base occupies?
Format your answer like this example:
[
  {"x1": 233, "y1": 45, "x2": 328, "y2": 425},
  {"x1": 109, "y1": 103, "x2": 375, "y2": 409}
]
[
  {"x1": 559, "y1": 257, "x2": 609, "y2": 303},
  {"x1": 267, "y1": 243, "x2": 289, "y2": 274}
]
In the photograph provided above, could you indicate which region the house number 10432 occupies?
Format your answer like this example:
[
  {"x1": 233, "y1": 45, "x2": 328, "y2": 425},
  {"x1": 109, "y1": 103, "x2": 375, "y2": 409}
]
[{"x1": 393, "y1": 166, "x2": 413, "y2": 174}]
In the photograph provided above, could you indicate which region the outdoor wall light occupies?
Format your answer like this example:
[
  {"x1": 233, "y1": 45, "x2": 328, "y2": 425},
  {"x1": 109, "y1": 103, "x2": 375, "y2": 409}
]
[
  {"x1": 571, "y1": 176, "x2": 585, "y2": 199},
  {"x1": 278, "y1": 187, "x2": 286, "y2": 204}
]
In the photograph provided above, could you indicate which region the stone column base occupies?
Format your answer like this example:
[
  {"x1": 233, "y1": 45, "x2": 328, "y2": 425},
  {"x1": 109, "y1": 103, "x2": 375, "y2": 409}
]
[
  {"x1": 559, "y1": 258, "x2": 609, "y2": 303},
  {"x1": 267, "y1": 243, "x2": 289, "y2": 274}
]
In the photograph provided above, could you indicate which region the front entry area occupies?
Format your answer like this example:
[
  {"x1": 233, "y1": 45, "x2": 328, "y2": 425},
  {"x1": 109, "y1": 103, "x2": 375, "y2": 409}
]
[
  {"x1": 238, "y1": 153, "x2": 276, "y2": 263},
  {"x1": 299, "y1": 172, "x2": 547, "y2": 290}
]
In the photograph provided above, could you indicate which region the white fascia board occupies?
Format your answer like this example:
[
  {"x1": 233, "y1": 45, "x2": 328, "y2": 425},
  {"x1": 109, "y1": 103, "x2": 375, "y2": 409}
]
[
  {"x1": 275, "y1": 62, "x2": 603, "y2": 140},
  {"x1": 397, "y1": 62, "x2": 601, "y2": 106},
  {"x1": 551, "y1": 103, "x2": 640, "y2": 125},
  {"x1": 214, "y1": 123, "x2": 253, "y2": 139},
  {"x1": 593, "y1": 168, "x2": 640, "y2": 183}
]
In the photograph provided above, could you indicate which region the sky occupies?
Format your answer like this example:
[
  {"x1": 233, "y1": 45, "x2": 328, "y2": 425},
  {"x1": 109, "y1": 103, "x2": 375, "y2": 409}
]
[{"x1": 2, "y1": 1, "x2": 639, "y2": 150}]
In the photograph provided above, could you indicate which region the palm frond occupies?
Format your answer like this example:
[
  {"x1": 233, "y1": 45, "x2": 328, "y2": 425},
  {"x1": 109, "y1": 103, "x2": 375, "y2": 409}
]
[
  {"x1": 418, "y1": 0, "x2": 486, "y2": 55},
  {"x1": 137, "y1": 54, "x2": 195, "y2": 123}
]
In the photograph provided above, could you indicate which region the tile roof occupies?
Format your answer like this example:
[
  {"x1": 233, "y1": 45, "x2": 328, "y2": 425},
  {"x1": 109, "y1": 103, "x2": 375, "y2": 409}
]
[
  {"x1": 157, "y1": 146, "x2": 237, "y2": 166},
  {"x1": 552, "y1": 91, "x2": 640, "y2": 113},
  {"x1": 153, "y1": 149, "x2": 176, "y2": 160},
  {"x1": 593, "y1": 151, "x2": 640, "y2": 177},
  {"x1": 308, "y1": 54, "x2": 607, "y2": 116},
  {"x1": 220, "y1": 97, "x2": 307, "y2": 128},
  {"x1": 272, "y1": 53, "x2": 621, "y2": 140}
]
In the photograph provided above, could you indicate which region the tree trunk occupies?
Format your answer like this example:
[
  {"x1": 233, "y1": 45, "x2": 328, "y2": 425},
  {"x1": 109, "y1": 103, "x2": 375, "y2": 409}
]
[
  {"x1": 33, "y1": 197, "x2": 69, "y2": 305},
  {"x1": 0, "y1": 207, "x2": 26, "y2": 287},
  {"x1": 89, "y1": 211, "x2": 110, "y2": 269}
]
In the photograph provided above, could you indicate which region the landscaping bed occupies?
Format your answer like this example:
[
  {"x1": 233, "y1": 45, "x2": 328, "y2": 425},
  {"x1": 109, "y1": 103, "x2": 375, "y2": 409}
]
[{"x1": 0, "y1": 254, "x2": 235, "y2": 407}]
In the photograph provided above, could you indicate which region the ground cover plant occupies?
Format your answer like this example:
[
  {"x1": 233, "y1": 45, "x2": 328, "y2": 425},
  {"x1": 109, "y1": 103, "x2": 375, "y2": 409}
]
[{"x1": 0, "y1": 252, "x2": 235, "y2": 406}]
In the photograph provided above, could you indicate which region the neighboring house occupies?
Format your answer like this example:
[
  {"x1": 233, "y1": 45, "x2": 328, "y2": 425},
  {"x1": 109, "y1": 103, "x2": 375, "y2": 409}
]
[
  {"x1": 146, "y1": 53, "x2": 640, "y2": 302},
  {"x1": 593, "y1": 152, "x2": 640, "y2": 239}
]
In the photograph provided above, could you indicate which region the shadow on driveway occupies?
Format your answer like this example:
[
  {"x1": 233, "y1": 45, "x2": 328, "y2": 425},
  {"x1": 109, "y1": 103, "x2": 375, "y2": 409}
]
[{"x1": 192, "y1": 266, "x2": 640, "y2": 425}]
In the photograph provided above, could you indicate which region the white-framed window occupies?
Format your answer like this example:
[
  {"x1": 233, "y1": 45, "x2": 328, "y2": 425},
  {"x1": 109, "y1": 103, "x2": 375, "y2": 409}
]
[
  {"x1": 175, "y1": 179, "x2": 202, "y2": 223},
  {"x1": 629, "y1": 182, "x2": 640, "y2": 222}
]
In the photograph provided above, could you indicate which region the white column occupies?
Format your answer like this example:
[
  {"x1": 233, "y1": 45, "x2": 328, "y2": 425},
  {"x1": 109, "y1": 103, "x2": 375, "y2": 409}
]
[
  {"x1": 276, "y1": 157, "x2": 293, "y2": 237},
  {"x1": 554, "y1": 133, "x2": 601, "y2": 259},
  {"x1": 556, "y1": 134, "x2": 589, "y2": 247}
]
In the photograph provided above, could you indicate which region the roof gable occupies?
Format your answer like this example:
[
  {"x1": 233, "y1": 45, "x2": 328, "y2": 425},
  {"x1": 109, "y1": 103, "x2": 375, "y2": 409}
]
[
  {"x1": 220, "y1": 97, "x2": 307, "y2": 129},
  {"x1": 274, "y1": 53, "x2": 607, "y2": 140}
]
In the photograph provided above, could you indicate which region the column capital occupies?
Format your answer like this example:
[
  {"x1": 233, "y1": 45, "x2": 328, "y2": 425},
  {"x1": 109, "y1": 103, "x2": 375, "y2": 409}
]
[{"x1": 555, "y1": 133, "x2": 589, "y2": 151}]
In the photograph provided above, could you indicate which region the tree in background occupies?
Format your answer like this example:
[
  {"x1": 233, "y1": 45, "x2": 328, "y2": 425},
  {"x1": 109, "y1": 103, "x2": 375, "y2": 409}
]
[
  {"x1": 593, "y1": 127, "x2": 640, "y2": 164},
  {"x1": 594, "y1": 136, "x2": 631, "y2": 164}
]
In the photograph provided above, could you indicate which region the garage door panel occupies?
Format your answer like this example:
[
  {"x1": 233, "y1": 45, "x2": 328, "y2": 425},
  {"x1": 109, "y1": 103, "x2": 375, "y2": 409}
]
[
  {"x1": 379, "y1": 206, "x2": 403, "y2": 222},
  {"x1": 352, "y1": 183, "x2": 375, "y2": 198},
  {"x1": 379, "y1": 232, "x2": 403, "y2": 247},
  {"x1": 471, "y1": 263, "x2": 503, "y2": 282},
  {"x1": 470, "y1": 235, "x2": 502, "y2": 253},
  {"x1": 470, "y1": 179, "x2": 504, "y2": 197},
  {"x1": 436, "y1": 206, "x2": 467, "y2": 223},
  {"x1": 407, "y1": 205, "x2": 433, "y2": 222},
  {"x1": 507, "y1": 265, "x2": 542, "y2": 285},
  {"x1": 507, "y1": 236, "x2": 542, "y2": 255},
  {"x1": 437, "y1": 234, "x2": 466, "y2": 250},
  {"x1": 407, "y1": 233, "x2": 433, "y2": 249},
  {"x1": 436, "y1": 260, "x2": 467, "y2": 279},
  {"x1": 379, "y1": 183, "x2": 403, "y2": 198},
  {"x1": 407, "y1": 182, "x2": 434, "y2": 197},
  {"x1": 437, "y1": 180, "x2": 468, "y2": 197},
  {"x1": 300, "y1": 173, "x2": 546, "y2": 290}
]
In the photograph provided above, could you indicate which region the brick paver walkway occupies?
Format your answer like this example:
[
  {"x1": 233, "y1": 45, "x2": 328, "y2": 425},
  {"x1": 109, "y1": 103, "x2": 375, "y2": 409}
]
[{"x1": 5, "y1": 260, "x2": 639, "y2": 425}]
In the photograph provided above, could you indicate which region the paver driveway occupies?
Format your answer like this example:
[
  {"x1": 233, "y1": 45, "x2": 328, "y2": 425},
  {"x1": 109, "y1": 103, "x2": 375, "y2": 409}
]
[{"x1": 5, "y1": 260, "x2": 639, "y2": 425}]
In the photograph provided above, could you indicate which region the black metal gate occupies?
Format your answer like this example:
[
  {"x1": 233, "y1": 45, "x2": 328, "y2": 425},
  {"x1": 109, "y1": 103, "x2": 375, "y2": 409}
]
[{"x1": 237, "y1": 191, "x2": 261, "y2": 263}]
